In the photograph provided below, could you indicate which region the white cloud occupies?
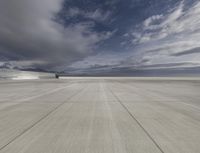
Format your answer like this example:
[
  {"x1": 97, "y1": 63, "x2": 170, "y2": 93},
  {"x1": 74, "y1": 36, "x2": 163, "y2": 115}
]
[
  {"x1": 125, "y1": 1, "x2": 200, "y2": 69},
  {"x1": 123, "y1": 33, "x2": 129, "y2": 37},
  {"x1": 65, "y1": 8, "x2": 112, "y2": 22},
  {"x1": 143, "y1": 14, "x2": 163, "y2": 28},
  {"x1": 85, "y1": 9, "x2": 112, "y2": 22},
  {"x1": 133, "y1": 1, "x2": 200, "y2": 44},
  {"x1": 78, "y1": 1, "x2": 200, "y2": 72}
]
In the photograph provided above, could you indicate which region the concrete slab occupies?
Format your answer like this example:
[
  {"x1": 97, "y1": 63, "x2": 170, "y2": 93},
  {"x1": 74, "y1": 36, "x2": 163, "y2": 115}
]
[{"x1": 0, "y1": 78, "x2": 200, "y2": 153}]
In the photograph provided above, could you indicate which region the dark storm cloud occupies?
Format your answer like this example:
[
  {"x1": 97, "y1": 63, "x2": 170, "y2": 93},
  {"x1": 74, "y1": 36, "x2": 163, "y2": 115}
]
[{"x1": 0, "y1": 0, "x2": 112, "y2": 70}]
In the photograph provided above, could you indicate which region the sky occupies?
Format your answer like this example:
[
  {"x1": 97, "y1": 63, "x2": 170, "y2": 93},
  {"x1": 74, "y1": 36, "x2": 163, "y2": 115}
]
[{"x1": 0, "y1": 0, "x2": 200, "y2": 75}]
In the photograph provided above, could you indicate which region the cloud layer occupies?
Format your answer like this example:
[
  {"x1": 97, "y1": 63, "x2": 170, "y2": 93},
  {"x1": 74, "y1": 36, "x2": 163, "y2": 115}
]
[
  {"x1": 70, "y1": 0, "x2": 200, "y2": 74},
  {"x1": 0, "y1": 0, "x2": 200, "y2": 75},
  {"x1": 0, "y1": 0, "x2": 112, "y2": 70},
  {"x1": 130, "y1": 0, "x2": 200, "y2": 67}
]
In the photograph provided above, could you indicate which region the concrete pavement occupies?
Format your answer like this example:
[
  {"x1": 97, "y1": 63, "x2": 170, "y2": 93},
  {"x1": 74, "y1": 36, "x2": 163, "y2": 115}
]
[{"x1": 0, "y1": 78, "x2": 200, "y2": 153}]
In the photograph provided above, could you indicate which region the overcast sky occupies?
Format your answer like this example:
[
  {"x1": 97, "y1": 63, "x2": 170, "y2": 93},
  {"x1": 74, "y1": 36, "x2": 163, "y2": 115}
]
[{"x1": 0, "y1": 0, "x2": 200, "y2": 75}]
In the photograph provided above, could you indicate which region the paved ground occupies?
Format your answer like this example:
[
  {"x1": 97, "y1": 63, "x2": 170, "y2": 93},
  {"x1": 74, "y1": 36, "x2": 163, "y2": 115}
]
[{"x1": 0, "y1": 77, "x2": 200, "y2": 153}]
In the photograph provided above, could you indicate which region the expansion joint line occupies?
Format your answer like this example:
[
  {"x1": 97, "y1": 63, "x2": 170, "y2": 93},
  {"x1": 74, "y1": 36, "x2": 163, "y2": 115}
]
[
  {"x1": 0, "y1": 84, "x2": 86, "y2": 151},
  {"x1": 108, "y1": 84, "x2": 165, "y2": 153}
]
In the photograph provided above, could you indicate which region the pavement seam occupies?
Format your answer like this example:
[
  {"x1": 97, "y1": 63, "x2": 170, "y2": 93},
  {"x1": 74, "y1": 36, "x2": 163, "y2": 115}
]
[
  {"x1": 0, "y1": 84, "x2": 86, "y2": 151},
  {"x1": 108, "y1": 82, "x2": 165, "y2": 153},
  {"x1": 117, "y1": 81, "x2": 200, "y2": 112},
  {"x1": 0, "y1": 82, "x2": 77, "y2": 113},
  {"x1": 1, "y1": 82, "x2": 74, "y2": 103}
]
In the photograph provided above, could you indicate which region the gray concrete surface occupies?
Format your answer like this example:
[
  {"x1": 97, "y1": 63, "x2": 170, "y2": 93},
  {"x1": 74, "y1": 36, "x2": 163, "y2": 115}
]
[{"x1": 0, "y1": 77, "x2": 200, "y2": 153}]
